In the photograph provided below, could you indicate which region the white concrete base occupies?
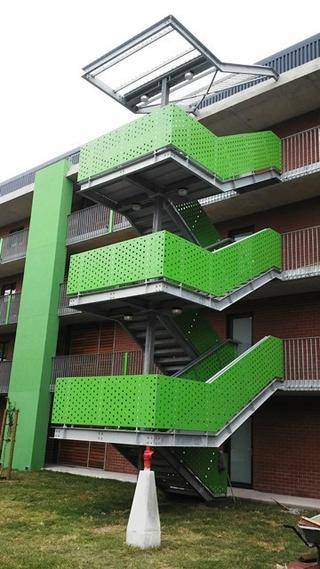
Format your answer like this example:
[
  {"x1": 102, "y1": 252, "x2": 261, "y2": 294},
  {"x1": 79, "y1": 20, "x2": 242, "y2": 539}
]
[{"x1": 126, "y1": 469, "x2": 161, "y2": 549}]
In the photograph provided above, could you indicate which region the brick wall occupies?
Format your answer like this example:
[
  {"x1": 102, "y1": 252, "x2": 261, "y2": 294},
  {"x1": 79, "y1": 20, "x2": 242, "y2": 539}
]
[
  {"x1": 253, "y1": 395, "x2": 320, "y2": 498},
  {"x1": 54, "y1": 440, "x2": 137, "y2": 475},
  {"x1": 215, "y1": 196, "x2": 320, "y2": 239},
  {"x1": 57, "y1": 322, "x2": 140, "y2": 357},
  {"x1": 208, "y1": 292, "x2": 320, "y2": 343}
]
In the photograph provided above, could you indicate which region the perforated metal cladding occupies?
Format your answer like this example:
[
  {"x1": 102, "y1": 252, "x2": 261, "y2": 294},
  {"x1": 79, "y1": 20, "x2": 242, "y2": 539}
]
[
  {"x1": 67, "y1": 231, "x2": 165, "y2": 294},
  {"x1": 182, "y1": 342, "x2": 237, "y2": 382},
  {"x1": 216, "y1": 131, "x2": 281, "y2": 180},
  {"x1": 52, "y1": 375, "x2": 159, "y2": 428},
  {"x1": 163, "y1": 229, "x2": 281, "y2": 297},
  {"x1": 175, "y1": 310, "x2": 220, "y2": 353},
  {"x1": 176, "y1": 448, "x2": 227, "y2": 495},
  {"x1": 174, "y1": 201, "x2": 220, "y2": 247},
  {"x1": 67, "y1": 229, "x2": 281, "y2": 297},
  {"x1": 78, "y1": 104, "x2": 281, "y2": 184},
  {"x1": 52, "y1": 337, "x2": 283, "y2": 432}
]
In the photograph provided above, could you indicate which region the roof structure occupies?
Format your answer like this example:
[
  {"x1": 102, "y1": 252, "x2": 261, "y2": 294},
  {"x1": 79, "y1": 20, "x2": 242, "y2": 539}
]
[{"x1": 82, "y1": 15, "x2": 278, "y2": 114}]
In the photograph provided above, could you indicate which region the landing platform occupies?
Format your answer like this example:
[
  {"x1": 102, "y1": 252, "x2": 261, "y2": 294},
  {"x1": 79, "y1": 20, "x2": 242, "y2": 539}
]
[{"x1": 79, "y1": 147, "x2": 280, "y2": 228}]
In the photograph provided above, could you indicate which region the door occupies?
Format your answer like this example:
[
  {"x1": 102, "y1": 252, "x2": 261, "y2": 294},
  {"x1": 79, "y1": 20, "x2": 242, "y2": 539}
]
[
  {"x1": 230, "y1": 315, "x2": 252, "y2": 355},
  {"x1": 229, "y1": 315, "x2": 253, "y2": 485}
]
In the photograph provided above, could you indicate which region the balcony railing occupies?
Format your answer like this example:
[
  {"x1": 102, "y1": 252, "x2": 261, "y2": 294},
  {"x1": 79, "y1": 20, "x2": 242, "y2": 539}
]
[
  {"x1": 1, "y1": 228, "x2": 29, "y2": 263},
  {"x1": 67, "y1": 205, "x2": 111, "y2": 244},
  {"x1": 282, "y1": 126, "x2": 320, "y2": 177},
  {"x1": 284, "y1": 337, "x2": 320, "y2": 389},
  {"x1": 282, "y1": 225, "x2": 320, "y2": 274},
  {"x1": 51, "y1": 350, "x2": 145, "y2": 390},
  {"x1": 0, "y1": 293, "x2": 21, "y2": 325},
  {"x1": 67, "y1": 205, "x2": 130, "y2": 245},
  {"x1": 0, "y1": 361, "x2": 12, "y2": 394}
]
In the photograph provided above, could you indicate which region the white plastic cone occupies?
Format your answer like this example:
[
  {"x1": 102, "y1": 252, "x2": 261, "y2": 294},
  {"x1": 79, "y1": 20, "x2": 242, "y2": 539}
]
[{"x1": 126, "y1": 468, "x2": 161, "y2": 548}]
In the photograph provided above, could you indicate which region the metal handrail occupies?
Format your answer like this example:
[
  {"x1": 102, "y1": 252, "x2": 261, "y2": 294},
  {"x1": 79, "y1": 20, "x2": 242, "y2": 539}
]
[
  {"x1": 173, "y1": 339, "x2": 237, "y2": 378},
  {"x1": 50, "y1": 350, "x2": 144, "y2": 389},
  {"x1": 282, "y1": 224, "x2": 320, "y2": 272},
  {"x1": 67, "y1": 204, "x2": 111, "y2": 244},
  {"x1": 282, "y1": 125, "x2": 320, "y2": 173},
  {"x1": 284, "y1": 337, "x2": 320, "y2": 382}
]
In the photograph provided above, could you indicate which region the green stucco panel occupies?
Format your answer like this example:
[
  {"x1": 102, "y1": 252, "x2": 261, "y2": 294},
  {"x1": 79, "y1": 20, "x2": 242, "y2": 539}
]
[{"x1": 5, "y1": 160, "x2": 72, "y2": 470}]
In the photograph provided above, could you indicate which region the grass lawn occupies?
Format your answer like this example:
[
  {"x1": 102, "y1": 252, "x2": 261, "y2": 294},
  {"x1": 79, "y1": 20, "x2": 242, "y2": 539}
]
[{"x1": 0, "y1": 471, "x2": 308, "y2": 569}]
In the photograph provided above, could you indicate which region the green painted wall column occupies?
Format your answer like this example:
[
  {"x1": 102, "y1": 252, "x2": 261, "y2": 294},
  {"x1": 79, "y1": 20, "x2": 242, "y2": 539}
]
[{"x1": 5, "y1": 159, "x2": 72, "y2": 470}]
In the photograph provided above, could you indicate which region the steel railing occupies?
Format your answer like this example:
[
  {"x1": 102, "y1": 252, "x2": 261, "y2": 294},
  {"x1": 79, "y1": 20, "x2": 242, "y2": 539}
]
[
  {"x1": 67, "y1": 204, "x2": 111, "y2": 244},
  {"x1": 282, "y1": 126, "x2": 320, "y2": 174},
  {"x1": 0, "y1": 361, "x2": 12, "y2": 394},
  {"x1": 282, "y1": 225, "x2": 320, "y2": 273},
  {"x1": 66, "y1": 206, "x2": 130, "y2": 245},
  {"x1": 51, "y1": 350, "x2": 145, "y2": 389},
  {"x1": 113, "y1": 210, "x2": 130, "y2": 231},
  {"x1": 1, "y1": 228, "x2": 29, "y2": 262},
  {"x1": 0, "y1": 293, "x2": 21, "y2": 325},
  {"x1": 284, "y1": 337, "x2": 320, "y2": 383}
]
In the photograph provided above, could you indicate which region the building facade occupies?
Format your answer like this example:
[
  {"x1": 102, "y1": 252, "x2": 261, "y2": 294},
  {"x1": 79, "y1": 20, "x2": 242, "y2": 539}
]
[{"x1": 1, "y1": 32, "x2": 320, "y2": 499}]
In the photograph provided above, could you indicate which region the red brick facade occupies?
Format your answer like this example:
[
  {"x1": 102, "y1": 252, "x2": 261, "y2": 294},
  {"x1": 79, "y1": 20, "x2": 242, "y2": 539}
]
[
  {"x1": 253, "y1": 396, "x2": 320, "y2": 498},
  {"x1": 52, "y1": 439, "x2": 137, "y2": 476}
]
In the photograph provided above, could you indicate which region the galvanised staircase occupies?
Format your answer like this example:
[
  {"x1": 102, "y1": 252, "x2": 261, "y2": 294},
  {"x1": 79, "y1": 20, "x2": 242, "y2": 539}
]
[{"x1": 51, "y1": 105, "x2": 284, "y2": 500}]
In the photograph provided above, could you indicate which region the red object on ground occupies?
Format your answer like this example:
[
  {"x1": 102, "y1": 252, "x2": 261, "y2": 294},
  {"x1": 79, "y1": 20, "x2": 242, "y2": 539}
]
[{"x1": 143, "y1": 446, "x2": 153, "y2": 470}]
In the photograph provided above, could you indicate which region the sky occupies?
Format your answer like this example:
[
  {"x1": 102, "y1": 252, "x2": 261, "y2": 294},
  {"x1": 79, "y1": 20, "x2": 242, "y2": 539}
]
[{"x1": 0, "y1": 0, "x2": 319, "y2": 183}]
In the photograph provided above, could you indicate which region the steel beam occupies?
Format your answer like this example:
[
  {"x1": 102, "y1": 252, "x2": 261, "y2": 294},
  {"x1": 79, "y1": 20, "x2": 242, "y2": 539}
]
[
  {"x1": 53, "y1": 380, "x2": 282, "y2": 448},
  {"x1": 68, "y1": 269, "x2": 280, "y2": 313}
]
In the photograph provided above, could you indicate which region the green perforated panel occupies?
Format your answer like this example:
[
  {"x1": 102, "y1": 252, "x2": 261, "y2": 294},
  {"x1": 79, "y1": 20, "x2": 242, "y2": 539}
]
[
  {"x1": 174, "y1": 201, "x2": 220, "y2": 247},
  {"x1": 175, "y1": 310, "x2": 220, "y2": 353},
  {"x1": 52, "y1": 336, "x2": 283, "y2": 433},
  {"x1": 176, "y1": 448, "x2": 228, "y2": 495},
  {"x1": 181, "y1": 342, "x2": 237, "y2": 382},
  {"x1": 78, "y1": 104, "x2": 281, "y2": 183},
  {"x1": 67, "y1": 229, "x2": 281, "y2": 298}
]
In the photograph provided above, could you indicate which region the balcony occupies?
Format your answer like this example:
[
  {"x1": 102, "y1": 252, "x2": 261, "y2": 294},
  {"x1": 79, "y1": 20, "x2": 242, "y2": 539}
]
[
  {"x1": 0, "y1": 361, "x2": 12, "y2": 394},
  {"x1": 284, "y1": 337, "x2": 320, "y2": 391},
  {"x1": 51, "y1": 350, "x2": 145, "y2": 391},
  {"x1": 66, "y1": 205, "x2": 130, "y2": 247},
  {"x1": 282, "y1": 225, "x2": 320, "y2": 279},
  {"x1": 0, "y1": 228, "x2": 28, "y2": 263},
  {"x1": 282, "y1": 126, "x2": 320, "y2": 180},
  {"x1": 0, "y1": 293, "x2": 21, "y2": 327}
]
